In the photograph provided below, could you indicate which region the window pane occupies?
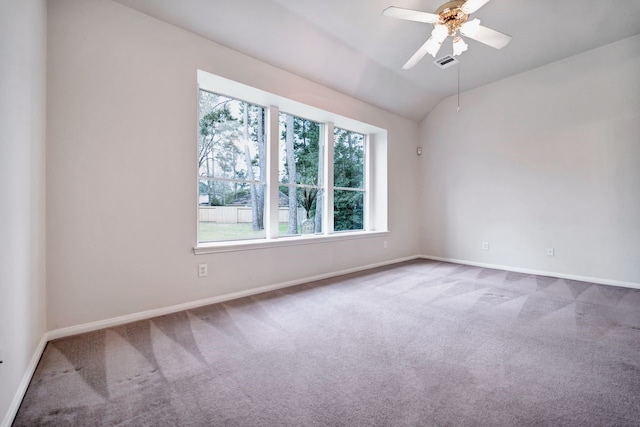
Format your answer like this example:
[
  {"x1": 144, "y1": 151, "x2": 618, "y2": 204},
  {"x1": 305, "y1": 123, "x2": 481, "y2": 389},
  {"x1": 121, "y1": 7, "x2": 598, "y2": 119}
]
[
  {"x1": 197, "y1": 89, "x2": 266, "y2": 243},
  {"x1": 334, "y1": 189, "x2": 364, "y2": 232},
  {"x1": 279, "y1": 113, "x2": 322, "y2": 186},
  {"x1": 334, "y1": 128, "x2": 365, "y2": 232},
  {"x1": 277, "y1": 186, "x2": 324, "y2": 237},
  {"x1": 296, "y1": 186, "x2": 322, "y2": 235},
  {"x1": 199, "y1": 91, "x2": 265, "y2": 183},
  {"x1": 278, "y1": 113, "x2": 323, "y2": 237},
  {"x1": 334, "y1": 128, "x2": 365, "y2": 190},
  {"x1": 198, "y1": 179, "x2": 266, "y2": 242},
  {"x1": 278, "y1": 185, "x2": 301, "y2": 237}
]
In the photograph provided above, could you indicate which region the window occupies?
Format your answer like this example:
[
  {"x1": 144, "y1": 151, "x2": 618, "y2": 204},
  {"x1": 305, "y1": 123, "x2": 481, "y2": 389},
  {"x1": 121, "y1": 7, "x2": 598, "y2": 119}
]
[
  {"x1": 279, "y1": 113, "x2": 323, "y2": 236},
  {"x1": 196, "y1": 70, "x2": 387, "y2": 249},
  {"x1": 198, "y1": 91, "x2": 266, "y2": 242}
]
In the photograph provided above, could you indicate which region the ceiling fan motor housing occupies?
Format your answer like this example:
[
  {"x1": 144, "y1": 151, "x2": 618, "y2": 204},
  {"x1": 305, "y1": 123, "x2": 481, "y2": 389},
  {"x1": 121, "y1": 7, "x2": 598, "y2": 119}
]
[{"x1": 435, "y1": 0, "x2": 469, "y2": 35}]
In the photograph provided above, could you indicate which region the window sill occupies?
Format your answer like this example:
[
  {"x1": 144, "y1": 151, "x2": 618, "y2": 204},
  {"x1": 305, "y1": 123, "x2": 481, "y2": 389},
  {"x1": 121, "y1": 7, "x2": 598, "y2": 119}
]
[{"x1": 194, "y1": 230, "x2": 390, "y2": 255}]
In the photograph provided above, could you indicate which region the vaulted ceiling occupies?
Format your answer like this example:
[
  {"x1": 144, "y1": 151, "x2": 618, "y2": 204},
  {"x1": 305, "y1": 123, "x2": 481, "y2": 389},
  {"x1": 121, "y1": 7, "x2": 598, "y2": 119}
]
[{"x1": 114, "y1": 0, "x2": 640, "y2": 122}]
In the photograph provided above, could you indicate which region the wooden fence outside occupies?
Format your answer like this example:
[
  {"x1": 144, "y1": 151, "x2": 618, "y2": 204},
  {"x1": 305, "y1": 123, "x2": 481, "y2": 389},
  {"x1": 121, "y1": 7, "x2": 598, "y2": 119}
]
[{"x1": 198, "y1": 206, "x2": 302, "y2": 224}]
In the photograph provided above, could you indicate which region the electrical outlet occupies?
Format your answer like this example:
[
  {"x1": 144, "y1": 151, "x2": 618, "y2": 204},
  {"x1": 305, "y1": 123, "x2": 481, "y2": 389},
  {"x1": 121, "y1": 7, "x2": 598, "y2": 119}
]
[
  {"x1": 198, "y1": 264, "x2": 208, "y2": 278},
  {"x1": 546, "y1": 248, "x2": 554, "y2": 257},
  {"x1": 383, "y1": 240, "x2": 388, "y2": 249},
  {"x1": 482, "y1": 242, "x2": 489, "y2": 251}
]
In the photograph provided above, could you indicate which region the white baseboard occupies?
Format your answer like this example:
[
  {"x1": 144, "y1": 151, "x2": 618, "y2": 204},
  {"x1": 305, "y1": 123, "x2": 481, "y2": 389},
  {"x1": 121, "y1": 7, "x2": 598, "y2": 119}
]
[
  {"x1": 47, "y1": 255, "x2": 420, "y2": 341},
  {"x1": 1, "y1": 335, "x2": 48, "y2": 427},
  {"x1": 419, "y1": 254, "x2": 640, "y2": 290}
]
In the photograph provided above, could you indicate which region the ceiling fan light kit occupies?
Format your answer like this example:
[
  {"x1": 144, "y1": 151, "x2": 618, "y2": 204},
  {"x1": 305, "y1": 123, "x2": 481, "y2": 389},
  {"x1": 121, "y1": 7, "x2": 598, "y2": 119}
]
[
  {"x1": 383, "y1": 0, "x2": 511, "y2": 69},
  {"x1": 452, "y1": 36, "x2": 468, "y2": 56}
]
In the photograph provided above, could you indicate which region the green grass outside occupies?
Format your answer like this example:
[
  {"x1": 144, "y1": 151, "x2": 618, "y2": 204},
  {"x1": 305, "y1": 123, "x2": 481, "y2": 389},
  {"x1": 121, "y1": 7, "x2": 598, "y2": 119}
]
[{"x1": 199, "y1": 222, "x2": 296, "y2": 242}]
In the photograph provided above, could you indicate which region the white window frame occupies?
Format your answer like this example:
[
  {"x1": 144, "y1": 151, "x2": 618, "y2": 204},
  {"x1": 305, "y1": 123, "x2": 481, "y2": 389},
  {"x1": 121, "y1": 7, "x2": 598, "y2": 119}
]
[{"x1": 195, "y1": 70, "x2": 388, "y2": 254}]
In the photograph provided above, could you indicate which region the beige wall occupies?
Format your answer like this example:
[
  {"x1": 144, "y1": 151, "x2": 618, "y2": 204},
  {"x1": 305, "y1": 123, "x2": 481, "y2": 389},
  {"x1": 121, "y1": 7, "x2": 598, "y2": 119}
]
[
  {"x1": 46, "y1": 0, "x2": 420, "y2": 330},
  {"x1": 0, "y1": 0, "x2": 47, "y2": 424},
  {"x1": 418, "y1": 34, "x2": 640, "y2": 284}
]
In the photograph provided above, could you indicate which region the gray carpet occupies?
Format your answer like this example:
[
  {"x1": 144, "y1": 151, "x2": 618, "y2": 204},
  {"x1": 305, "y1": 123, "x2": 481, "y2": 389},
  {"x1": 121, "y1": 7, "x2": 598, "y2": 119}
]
[{"x1": 14, "y1": 260, "x2": 640, "y2": 426}]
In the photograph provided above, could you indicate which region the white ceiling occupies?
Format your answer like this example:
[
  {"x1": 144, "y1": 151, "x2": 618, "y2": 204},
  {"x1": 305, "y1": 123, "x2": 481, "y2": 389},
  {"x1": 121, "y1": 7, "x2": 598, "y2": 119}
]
[{"x1": 114, "y1": 0, "x2": 640, "y2": 122}]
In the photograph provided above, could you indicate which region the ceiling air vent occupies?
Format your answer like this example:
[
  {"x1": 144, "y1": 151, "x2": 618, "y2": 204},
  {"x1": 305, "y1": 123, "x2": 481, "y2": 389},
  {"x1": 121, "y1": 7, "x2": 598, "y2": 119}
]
[{"x1": 434, "y1": 55, "x2": 459, "y2": 69}]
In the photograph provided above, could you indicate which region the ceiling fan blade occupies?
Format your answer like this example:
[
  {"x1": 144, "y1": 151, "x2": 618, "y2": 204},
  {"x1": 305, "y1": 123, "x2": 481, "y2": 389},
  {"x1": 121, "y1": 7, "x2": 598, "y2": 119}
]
[
  {"x1": 461, "y1": 0, "x2": 492, "y2": 14},
  {"x1": 462, "y1": 25, "x2": 511, "y2": 49},
  {"x1": 383, "y1": 6, "x2": 440, "y2": 24},
  {"x1": 402, "y1": 39, "x2": 432, "y2": 70}
]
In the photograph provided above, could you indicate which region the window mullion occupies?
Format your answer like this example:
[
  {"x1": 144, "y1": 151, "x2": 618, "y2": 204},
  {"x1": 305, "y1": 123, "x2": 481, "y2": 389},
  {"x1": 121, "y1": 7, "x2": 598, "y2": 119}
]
[
  {"x1": 364, "y1": 134, "x2": 372, "y2": 231},
  {"x1": 266, "y1": 105, "x2": 280, "y2": 239},
  {"x1": 334, "y1": 186, "x2": 365, "y2": 192},
  {"x1": 324, "y1": 122, "x2": 335, "y2": 234}
]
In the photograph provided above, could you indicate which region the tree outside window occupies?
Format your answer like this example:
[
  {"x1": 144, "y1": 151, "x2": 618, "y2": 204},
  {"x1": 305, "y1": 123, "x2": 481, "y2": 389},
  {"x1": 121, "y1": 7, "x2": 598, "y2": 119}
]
[{"x1": 334, "y1": 128, "x2": 365, "y2": 232}]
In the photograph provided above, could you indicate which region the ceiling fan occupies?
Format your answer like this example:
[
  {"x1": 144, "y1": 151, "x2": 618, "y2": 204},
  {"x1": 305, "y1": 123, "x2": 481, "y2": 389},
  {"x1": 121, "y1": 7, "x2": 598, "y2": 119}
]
[{"x1": 383, "y1": 0, "x2": 511, "y2": 69}]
